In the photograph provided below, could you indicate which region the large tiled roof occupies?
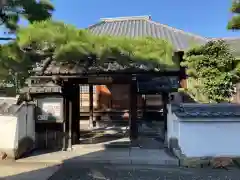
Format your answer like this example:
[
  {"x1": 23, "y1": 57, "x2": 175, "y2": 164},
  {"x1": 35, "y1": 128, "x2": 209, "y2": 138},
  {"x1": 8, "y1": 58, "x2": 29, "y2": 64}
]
[
  {"x1": 88, "y1": 16, "x2": 208, "y2": 51},
  {"x1": 88, "y1": 15, "x2": 239, "y2": 53},
  {"x1": 171, "y1": 103, "x2": 240, "y2": 118},
  {"x1": 221, "y1": 38, "x2": 240, "y2": 57}
]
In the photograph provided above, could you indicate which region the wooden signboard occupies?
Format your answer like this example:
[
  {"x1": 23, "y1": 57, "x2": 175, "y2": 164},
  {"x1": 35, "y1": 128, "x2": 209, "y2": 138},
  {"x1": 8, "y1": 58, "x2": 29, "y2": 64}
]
[
  {"x1": 145, "y1": 95, "x2": 163, "y2": 106},
  {"x1": 36, "y1": 97, "x2": 63, "y2": 122},
  {"x1": 137, "y1": 76, "x2": 179, "y2": 93},
  {"x1": 88, "y1": 76, "x2": 113, "y2": 84}
]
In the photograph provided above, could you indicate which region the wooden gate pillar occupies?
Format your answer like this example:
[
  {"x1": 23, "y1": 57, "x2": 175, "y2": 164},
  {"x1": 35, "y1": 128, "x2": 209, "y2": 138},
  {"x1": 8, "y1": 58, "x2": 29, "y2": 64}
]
[
  {"x1": 72, "y1": 84, "x2": 80, "y2": 144},
  {"x1": 66, "y1": 83, "x2": 81, "y2": 149},
  {"x1": 130, "y1": 76, "x2": 138, "y2": 141},
  {"x1": 62, "y1": 87, "x2": 68, "y2": 151},
  {"x1": 162, "y1": 92, "x2": 169, "y2": 132},
  {"x1": 67, "y1": 90, "x2": 73, "y2": 150},
  {"x1": 62, "y1": 82, "x2": 75, "y2": 150},
  {"x1": 89, "y1": 84, "x2": 94, "y2": 129}
]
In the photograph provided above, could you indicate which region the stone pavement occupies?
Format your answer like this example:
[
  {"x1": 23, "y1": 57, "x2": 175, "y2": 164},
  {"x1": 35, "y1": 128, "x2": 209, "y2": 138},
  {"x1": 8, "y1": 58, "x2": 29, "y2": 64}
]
[
  {"x1": 49, "y1": 162, "x2": 240, "y2": 180},
  {"x1": 0, "y1": 162, "x2": 60, "y2": 180},
  {"x1": 17, "y1": 145, "x2": 178, "y2": 166}
]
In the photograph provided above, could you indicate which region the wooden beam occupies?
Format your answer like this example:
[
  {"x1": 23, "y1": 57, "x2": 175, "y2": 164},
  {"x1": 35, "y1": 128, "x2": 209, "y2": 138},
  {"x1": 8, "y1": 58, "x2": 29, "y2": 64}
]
[
  {"x1": 0, "y1": 37, "x2": 15, "y2": 41},
  {"x1": 30, "y1": 70, "x2": 181, "y2": 79}
]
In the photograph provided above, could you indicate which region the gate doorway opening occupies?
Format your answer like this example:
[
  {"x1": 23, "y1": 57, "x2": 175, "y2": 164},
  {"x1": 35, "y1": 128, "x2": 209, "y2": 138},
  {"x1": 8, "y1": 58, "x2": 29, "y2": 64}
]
[
  {"x1": 73, "y1": 79, "x2": 172, "y2": 149},
  {"x1": 78, "y1": 84, "x2": 131, "y2": 146},
  {"x1": 31, "y1": 72, "x2": 180, "y2": 151}
]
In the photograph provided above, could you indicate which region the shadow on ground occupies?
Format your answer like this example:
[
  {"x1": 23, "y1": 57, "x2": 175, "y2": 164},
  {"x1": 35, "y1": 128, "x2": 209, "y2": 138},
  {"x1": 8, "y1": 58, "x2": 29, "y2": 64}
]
[
  {"x1": 2, "y1": 149, "x2": 240, "y2": 180},
  {"x1": 1, "y1": 121, "x2": 172, "y2": 179},
  {"x1": 0, "y1": 145, "x2": 121, "y2": 180},
  {"x1": 0, "y1": 162, "x2": 61, "y2": 180},
  {"x1": 1, "y1": 136, "x2": 175, "y2": 180}
]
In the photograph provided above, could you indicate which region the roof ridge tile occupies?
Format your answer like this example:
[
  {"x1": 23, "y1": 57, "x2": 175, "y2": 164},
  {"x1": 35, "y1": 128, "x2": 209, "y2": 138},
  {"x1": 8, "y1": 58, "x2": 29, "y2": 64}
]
[
  {"x1": 100, "y1": 15, "x2": 151, "y2": 22},
  {"x1": 212, "y1": 37, "x2": 240, "y2": 40}
]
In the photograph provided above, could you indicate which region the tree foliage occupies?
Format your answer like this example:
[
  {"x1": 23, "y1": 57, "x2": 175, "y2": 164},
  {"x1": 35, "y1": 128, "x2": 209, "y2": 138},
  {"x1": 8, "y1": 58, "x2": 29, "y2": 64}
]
[
  {"x1": 0, "y1": 42, "x2": 35, "y2": 92},
  {"x1": 182, "y1": 40, "x2": 239, "y2": 103},
  {"x1": 228, "y1": 0, "x2": 240, "y2": 30},
  {"x1": 0, "y1": 0, "x2": 54, "y2": 94},
  {"x1": 0, "y1": 20, "x2": 176, "y2": 93},
  {"x1": 0, "y1": 0, "x2": 54, "y2": 38},
  {"x1": 17, "y1": 20, "x2": 176, "y2": 69}
]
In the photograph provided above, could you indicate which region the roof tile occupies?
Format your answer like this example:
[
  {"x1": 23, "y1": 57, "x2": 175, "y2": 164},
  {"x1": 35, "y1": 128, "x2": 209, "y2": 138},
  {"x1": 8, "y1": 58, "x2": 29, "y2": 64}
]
[
  {"x1": 88, "y1": 16, "x2": 208, "y2": 51},
  {"x1": 172, "y1": 103, "x2": 240, "y2": 118},
  {"x1": 88, "y1": 16, "x2": 239, "y2": 53}
]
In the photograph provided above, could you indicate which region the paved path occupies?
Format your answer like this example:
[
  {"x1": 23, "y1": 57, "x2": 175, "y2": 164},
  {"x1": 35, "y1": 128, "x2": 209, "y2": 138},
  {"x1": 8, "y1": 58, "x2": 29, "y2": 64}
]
[
  {"x1": 49, "y1": 162, "x2": 240, "y2": 180},
  {"x1": 0, "y1": 162, "x2": 61, "y2": 180},
  {"x1": 17, "y1": 146, "x2": 178, "y2": 165}
]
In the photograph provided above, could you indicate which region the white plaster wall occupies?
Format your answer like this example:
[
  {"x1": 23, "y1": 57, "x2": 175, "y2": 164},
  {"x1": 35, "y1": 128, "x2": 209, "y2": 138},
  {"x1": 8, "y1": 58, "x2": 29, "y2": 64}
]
[
  {"x1": 16, "y1": 104, "x2": 35, "y2": 142},
  {"x1": 167, "y1": 104, "x2": 180, "y2": 148},
  {"x1": 178, "y1": 119, "x2": 240, "y2": 157},
  {"x1": 17, "y1": 105, "x2": 27, "y2": 144},
  {"x1": 0, "y1": 104, "x2": 35, "y2": 157},
  {"x1": 0, "y1": 116, "x2": 18, "y2": 149},
  {"x1": 26, "y1": 104, "x2": 35, "y2": 140},
  {"x1": 167, "y1": 104, "x2": 240, "y2": 157}
]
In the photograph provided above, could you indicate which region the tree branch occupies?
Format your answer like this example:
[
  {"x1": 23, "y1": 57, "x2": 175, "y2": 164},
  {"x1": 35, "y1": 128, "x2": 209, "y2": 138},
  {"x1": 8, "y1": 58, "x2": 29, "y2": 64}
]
[{"x1": 0, "y1": 37, "x2": 15, "y2": 40}]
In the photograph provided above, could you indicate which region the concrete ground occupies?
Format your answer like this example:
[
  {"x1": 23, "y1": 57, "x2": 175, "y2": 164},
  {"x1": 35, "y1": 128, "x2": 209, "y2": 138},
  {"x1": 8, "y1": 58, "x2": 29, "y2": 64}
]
[
  {"x1": 0, "y1": 162, "x2": 61, "y2": 180},
  {"x1": 2, "y1": 162, "x2": 240, "y2": 180},
  {"x1": 16, "y1": 144, "x2": 178, "y2": 166},
  {"x1": 49, "y1": 162, "x2": 240, "y2": 180},
  {"x1": 17, "y1": 122, "x2": 171, "y2": 166}
]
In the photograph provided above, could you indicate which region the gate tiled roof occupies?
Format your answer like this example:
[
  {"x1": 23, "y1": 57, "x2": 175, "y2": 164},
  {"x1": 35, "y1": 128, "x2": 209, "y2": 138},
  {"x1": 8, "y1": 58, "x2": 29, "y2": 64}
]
[{"x1": 172, "y1": 103, "x2": 240, "y2": 118}]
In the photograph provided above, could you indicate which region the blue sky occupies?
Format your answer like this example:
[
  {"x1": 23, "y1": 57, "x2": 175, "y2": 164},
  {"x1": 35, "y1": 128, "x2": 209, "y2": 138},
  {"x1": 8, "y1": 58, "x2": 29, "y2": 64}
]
[{"x1": 52, "y1": 0, "x2": 239, "y2": 38}]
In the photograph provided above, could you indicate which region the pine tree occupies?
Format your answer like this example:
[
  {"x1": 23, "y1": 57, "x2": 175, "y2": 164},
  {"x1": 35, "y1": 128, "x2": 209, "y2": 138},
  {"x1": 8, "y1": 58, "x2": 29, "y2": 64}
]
[
  {"x1": 182, "y1": 40, "x2": 239, "y2": 103},
  {"x1": 228, "y1": 0, "x2": 240, "y2": 30},
  {"x1": 0, "y1": 0, "x2": 54, "y2": 40}
]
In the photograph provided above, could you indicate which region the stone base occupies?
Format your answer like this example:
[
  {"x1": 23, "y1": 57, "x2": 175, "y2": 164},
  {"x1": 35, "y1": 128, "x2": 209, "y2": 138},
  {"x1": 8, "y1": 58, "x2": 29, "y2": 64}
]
[
  {"x1": 179, "y1": 157, "x2": 211, "y2": 168},
  {"x1": 169, "y1": 145, "x2": 240, "y2": 168},
  {"x1": 232, "y1": 157, "x2": 240, "y2": 168},
  {"x1": 0, "y1": 137, "x2": 35, "y2": 161},
  {"x1": 177, "y1": 154, "x2": 240, "y2": 168},
  {"x1": 16, "y1": 137, "x2": 35, "y2": 159},
  {"x1": 0, "y1": 148, "x2": 15, "y2": 160},
  {"x1": 67, "y1": 147, "x2": 73, "y2": 151},
  {"x1": 172, "y1": 148, "x2": 182, "y2": 159}
]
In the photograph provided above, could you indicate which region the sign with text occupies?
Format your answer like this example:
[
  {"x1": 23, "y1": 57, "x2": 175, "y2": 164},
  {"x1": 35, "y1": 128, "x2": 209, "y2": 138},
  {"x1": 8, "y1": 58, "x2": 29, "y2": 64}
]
[{"x1": 36, "y1": 97, "x2": 63, "y2": 122}]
